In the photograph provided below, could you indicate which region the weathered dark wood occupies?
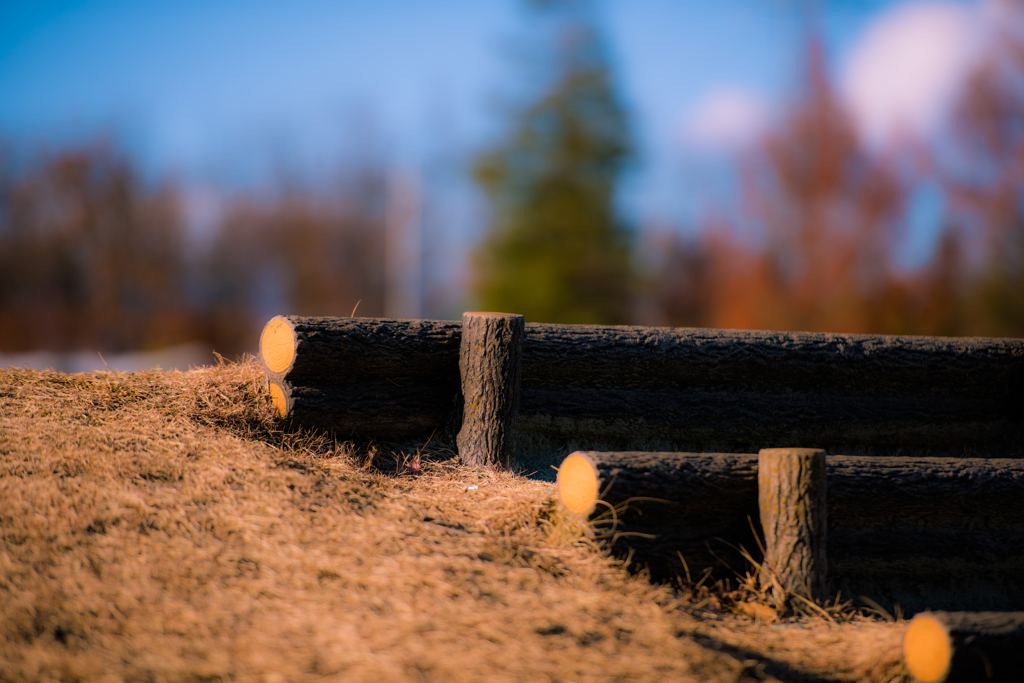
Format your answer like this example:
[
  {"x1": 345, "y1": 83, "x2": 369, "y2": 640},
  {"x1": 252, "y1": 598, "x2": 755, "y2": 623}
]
[
  {"x1": 827, "y1": 456, "x2": 1024, "y2": 614},
  {"x1": 559, "y1": 451, "x2": 1024, "y2": 609},
  {"x1": 518, "y1": 324, "x2": 1024, "y2": 474},
  {"x1": 267, "y1": 377, "x2": 462, "y2": 439},
  {"x1": 556, "y1": 451, "x2": 762, "y2": 582},
  {"x1": 260, "y1": 316, "x2": 462, "y2": 439},
  {"x1": 758, "y1": 448, "x2": 827, "y2": 603},
  {"x1": 261, "y1": 315, "x2": 462, "y2": 384},
  {"x1": 457, "y1": 312, "x2": 523, "y2": 468},
  {"x1": 903, "y1": 611, "x2": 1024, "y2": 683}
]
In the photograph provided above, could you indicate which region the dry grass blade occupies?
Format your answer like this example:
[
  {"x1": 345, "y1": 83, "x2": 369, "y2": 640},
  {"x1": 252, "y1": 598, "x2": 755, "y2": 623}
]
[{"x1": 859, "y1": 595, "x2": 897, "y2": 623}]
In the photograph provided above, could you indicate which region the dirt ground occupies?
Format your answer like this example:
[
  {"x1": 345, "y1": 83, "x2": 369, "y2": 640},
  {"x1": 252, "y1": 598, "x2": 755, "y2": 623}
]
[{"x1": 0, "y1": 359, "x2": 909, "y2": 682}]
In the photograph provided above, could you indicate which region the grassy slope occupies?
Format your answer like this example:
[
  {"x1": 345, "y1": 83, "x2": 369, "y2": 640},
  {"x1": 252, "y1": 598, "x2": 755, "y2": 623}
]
[{"x1": 0, "y1": 360, "x2": 906, "y2": 682}]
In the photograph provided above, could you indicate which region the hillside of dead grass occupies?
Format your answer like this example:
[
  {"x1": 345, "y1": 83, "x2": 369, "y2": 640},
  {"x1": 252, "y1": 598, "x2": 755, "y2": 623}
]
[{"x1": 0, "y1": 358, "x2": 908, "y2": 682}]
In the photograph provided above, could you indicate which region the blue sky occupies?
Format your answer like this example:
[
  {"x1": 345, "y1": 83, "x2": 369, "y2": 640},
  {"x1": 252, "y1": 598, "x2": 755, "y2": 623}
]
[{"x1": 0, "y1": 0, "x2": 994, "y2": 264}]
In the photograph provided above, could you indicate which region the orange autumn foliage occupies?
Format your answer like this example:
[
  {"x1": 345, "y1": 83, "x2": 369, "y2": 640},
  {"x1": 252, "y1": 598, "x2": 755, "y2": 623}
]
[{"x1": 653, "y1": 32, "x2": 1024, "y2": 338}]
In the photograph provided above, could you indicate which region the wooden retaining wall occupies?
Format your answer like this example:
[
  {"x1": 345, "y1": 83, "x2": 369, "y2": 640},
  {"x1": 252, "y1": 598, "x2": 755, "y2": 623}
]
[{"x1": 259, "y1": 314, "x2": 1024, "y2": 614}]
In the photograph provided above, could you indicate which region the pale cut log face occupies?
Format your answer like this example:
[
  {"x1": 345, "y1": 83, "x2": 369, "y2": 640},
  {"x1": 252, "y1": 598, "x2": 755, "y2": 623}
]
[
  {"x1": 903, "y1": 614, "x2": 951, "y2": 683},
  {"x1": 260, "y1": 317, "x2": 296, "y2": 374},
  {"x1": 557, "y1": 454, "x2": 599, "y2": 515},
  {"x1": 268, "y1": 382, "x2": 288, "y2": 417}
]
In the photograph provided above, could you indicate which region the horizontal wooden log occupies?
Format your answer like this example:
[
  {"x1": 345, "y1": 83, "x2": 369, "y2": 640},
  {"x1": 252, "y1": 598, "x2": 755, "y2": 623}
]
[
  {"x1": 903, "y1": 612, "x2": 1024, "y2": 682},
  {"x1": 827, "y1": 456, "x2": 1024, "y2": 614},
  {"x1": 260, "y1": 315, "x2": 462, "y2": 384},
  {"x1": 557, "y1": 452, "x2": 1024, "y2": 609},
  {"x1": 260, "y1": 315, "x2": 462, "y2": 439},
  {"x1": 556, "y1": 451, "x2": 761, "y2": 582},
  {"x1": 267, "y1": 379, "x2": 462, "y2": 440},
  {"x1": 519, "y1": 324, "x2": 1024, "y2": 472},
  {"x1": 260, "y1": 316, "x2": 1023, "y2": 461}
]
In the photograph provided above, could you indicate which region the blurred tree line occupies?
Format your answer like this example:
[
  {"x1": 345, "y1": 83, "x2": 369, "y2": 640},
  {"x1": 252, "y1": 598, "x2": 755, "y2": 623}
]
[
  {"x1": 645, "y1": 28, "x2": 1024, "y2": 338},
  {"x1": 473, "y1": 0, "x2": 1022, "y2": 336},
  {"x1": 2, "y1": 2, "x2": 1023, "y2": 361},
  {"x1": 0, "y1": 142, "x2": 390, "y2": 357}
]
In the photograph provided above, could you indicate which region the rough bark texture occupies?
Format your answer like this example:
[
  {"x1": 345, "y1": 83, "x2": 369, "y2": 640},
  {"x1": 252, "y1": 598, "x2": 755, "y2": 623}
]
[
  {"x1": 570, "y1": 451, "x2": 1024, "y2": 610},
  {"x1": 758, "y1": 448, "x2": 827, "y2": 603},
  {"x1": 827, "y1": 456, "x2": 1024, "y2": 614},
  {"x1": 565, "y1": 451, "x2": 761, "y2": 583},
  {"x1": 259, "y1": 316, "x2": 1023, "y2": 462},
  {"x1": 260, "y1": 316, "x2": 462, "y2": 440},
  {"x1": 457, "y1": 313, "x2": 523, "y2": 468},
  {"x1": 517, "y1": 324, "x2": 1024, "y2": 476},
  {"x1": 907, "y1": 612, "x2": 1024, "y2": 683}
]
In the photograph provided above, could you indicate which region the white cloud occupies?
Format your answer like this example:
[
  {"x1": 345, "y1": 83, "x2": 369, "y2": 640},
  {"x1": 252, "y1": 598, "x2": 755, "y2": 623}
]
[
  {"x1": 840, "y1": 1, "x2": 987, "y2": 149},
  {"x1": 680, "y1": 87, "x2": 773, "y2": 152}
]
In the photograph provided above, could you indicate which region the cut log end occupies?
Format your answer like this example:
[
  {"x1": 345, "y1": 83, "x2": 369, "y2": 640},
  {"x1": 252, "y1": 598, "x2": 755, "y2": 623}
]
[
  {"x1": 268, "y1": 382, "x2": 288, "y2": 417},
  {"x1": 461, "y1": 311, "x2": 521, "y2": 318},
  {"x1": 557, "y1": 453, "x2": 599, "y2": 515},
  {"x1": 759, "y1": 447, "x2": 827, "y2": 460},
  {"x1": 260, "y1": 317, "x2": 296, "y2": 374},
  {"x1": 903, "y1": 613, "x2": 952, "y2": 683}
]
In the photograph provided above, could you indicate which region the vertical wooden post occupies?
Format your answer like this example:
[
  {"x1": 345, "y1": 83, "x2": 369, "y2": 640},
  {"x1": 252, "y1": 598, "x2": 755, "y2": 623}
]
[
  {"x1": 457, "y1": 312, "x2": 524, "y2": 468},
  {"x1": 758, "y1": 447, "x2": 827, "y2": 603}
]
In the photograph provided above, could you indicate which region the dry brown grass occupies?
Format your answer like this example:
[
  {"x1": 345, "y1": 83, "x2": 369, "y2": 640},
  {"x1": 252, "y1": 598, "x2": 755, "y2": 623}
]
[{"x1": 0, "y1": 359, "x2": 908, "y2": 682}]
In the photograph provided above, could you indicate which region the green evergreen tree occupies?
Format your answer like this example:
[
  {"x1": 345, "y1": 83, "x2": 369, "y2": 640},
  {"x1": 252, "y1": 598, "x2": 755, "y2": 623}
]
[{"x1": 472, "y1": 2, "x2": 634, "y2": 324}]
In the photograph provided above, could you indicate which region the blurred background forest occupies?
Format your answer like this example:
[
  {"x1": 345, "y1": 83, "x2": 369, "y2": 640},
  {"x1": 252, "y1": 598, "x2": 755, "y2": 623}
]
[{"x1": 1, "y1": 0, "x2": 1023, "y2": 368}]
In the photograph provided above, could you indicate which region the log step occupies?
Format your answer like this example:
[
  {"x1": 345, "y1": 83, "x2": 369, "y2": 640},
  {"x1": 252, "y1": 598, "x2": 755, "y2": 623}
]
[
  {"x1": 557, "y1": 451, "x2": 1024, "y2": 611},
  {"x1": 259, "y1": 315, "x2": 462, "y2": 440},
  {"x1": 259, "y1": 315, "x2": 1024, "y2": 466}
]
